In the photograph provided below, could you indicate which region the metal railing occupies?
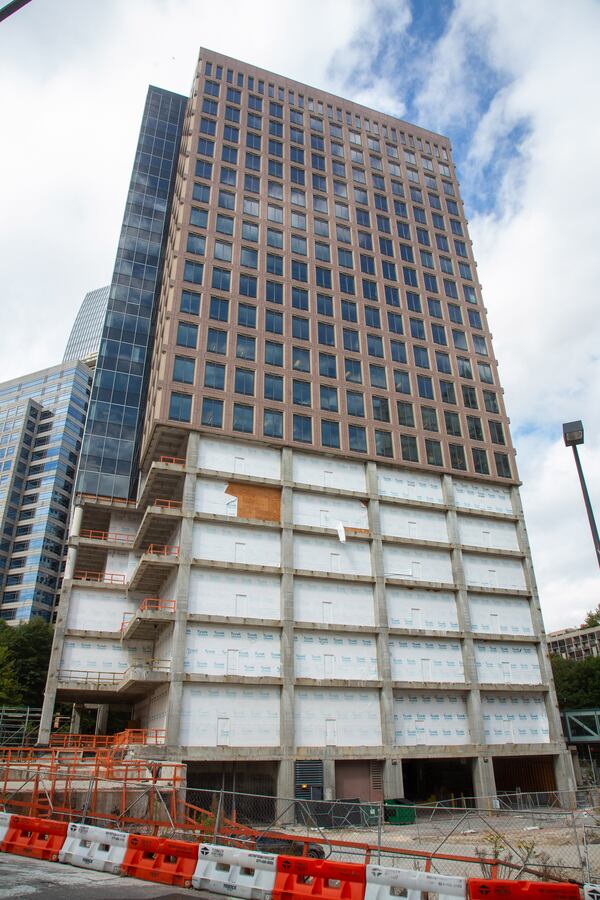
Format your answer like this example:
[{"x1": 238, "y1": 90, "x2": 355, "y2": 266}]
[
  {"x1": 151, "y1": 498, "x2": 182, "y2": 510},
  {"x1": 79, "y1": 528, "x2": 135, "y2": 543},
  {"x1": 57, "y1": 659, "x2": 171, "y2": 686},
  {"x1": 143, "y1": 543, "x2": 180, "y2": 557},
  {"x1": 49, "y1": 729, "x2": 166, "y2": 749},
  {"x1": 121, "y1": 597, "x2": 176, "y2": 630},
  {"x1": 77, "y1": 493, "x2": 137, "y2": 508},
  {"x1": 0, "y1": 707, "x2": 42, "y2": 747},
  {"x1": 72, "y1": 570, "x2": 127, "y2": 585}
]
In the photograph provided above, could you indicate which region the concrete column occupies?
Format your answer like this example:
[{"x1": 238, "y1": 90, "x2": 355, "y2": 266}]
[
  {"x1": 365, "y1": 462, "x2": 397, "y2": 794},
  {"x1": 95, "y1": 704, "x2": 109, "y2": 735},
  {"x1": 39, "y1": 581, "x2": 73, "y2": 743},
  {"x1": 280, "y1": 448, "x2": 295, "y2": 766},
  {"x1": 510, "y1": 486, "x2": 576, "y2": 793},
  {"x1": 323, "y1": 757, "x2": 336, "y2": 801},
  {"x1": 383, "y1": 759, "x2": 404, "y2": 798},
  {"x1": 276, "y1": 759, "x2": 295, "y2": 822},
  {"x1": 70, "y1": 704, "x2": 82, "y2": 734},
  {"x1": 164, "y1": 432, "x2": 197, "y2": 752},
  {"x1": 442, "y1": 475, "x2": 494, "y2": 809},
  {"x1": 472, "y1": 756, "x2": 497, "y2": 810}
]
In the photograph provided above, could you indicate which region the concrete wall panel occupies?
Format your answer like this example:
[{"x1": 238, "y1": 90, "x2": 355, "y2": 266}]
[
  {"x1": 463, "y1": 554, "x2": 526, "y2": 590},
  {"x1": 386, "y1": 588, "x2": 459, "y2": 631},
  {"x1": 454, "y1": 480, "x2": 513, "y2": 515},
  {"x1": 377, "y1": 468, "x2": 443, "y2": 504},
  {"x1": 188, "y1": 569, "x2": 281, "y2": 619},
  {"x1": 292, "y1": 492, "x2": 368, "y2": 531},
  {"x1": 389, "y1": 638, "x2": 464, "y2": 683},
  {"x1": 474, "y1": 641, "x2": 541, "y2": 685},
  {"x1": 468, "y1": 594, "x2": 533, "y2": 635},
  {"x1": 481, "y1": 693, "x2": 550, "y2": 744},
  {"x1": 294, "y1": 630, "x2": 378, "y2": 680},
  {"x1": 294, "y1": 688, "x2": 382, "y2": 746},
  {"x1": 292, "y1": 453, "x2": 366, "y2": 492},
  {"x1": 198, "y1": 437, "x2": 281, "y2": 479},
  {"x1": 457, "y1": 514, "x2": 519, "y2": 551},
  {"x1": 293, "y1": 534, "x2": 371, "y2": 575},
  {"x1": 66, "y1": 587, "x2": 133, "y2": 633},
  {"x1": 383, "y1": 544, "x2": 453, "y2": 583},
  {"x1": 180, "y1": 684, "x2": 280, "y2": 746},
  {"x1": 192, "y1": 522, "x2": 280, "y2": 567},
  {"x1": 393, "y1": 693, "x2": 471, "y2": 746},
  {"x1": 380, "y1": 504, "x2": 448, "y2": 542},
  {"x1": 184, "y1": 625, "x2": 281, "y2": 676},
  {"x1": 294, "y1": 578, "x2": 375, "y2": 626}
]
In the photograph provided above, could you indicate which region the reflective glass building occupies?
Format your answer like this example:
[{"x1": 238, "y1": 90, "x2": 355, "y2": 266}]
[
  {"x1": 0, "y1": 361, "x2": 91, "y2": 622},
  {"x1": 76, "y1": 86, "x2": 187, "y2": 500},
  {"x1": 63, "y1": 285, "x2": 110, "y2": 365}
]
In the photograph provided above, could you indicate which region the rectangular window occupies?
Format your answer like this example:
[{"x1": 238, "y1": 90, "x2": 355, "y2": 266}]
[
  {"x1": 484, "y1": 391, "x2": 499, "y2": 414},
  {"x1": 184, "y1": 261, "x2": 203, "y2": 285},
  {"x1": 318, "y1": 322, "x2": 335, "y2": 346},
  {"x1": 319, "y1": 352, "x2": 337, "y2": 378},
  {"x1": 264, "y1": 373, "x2": 283, "y2": 404},
  {"x1": 173, "y1": 356, "x2": 195, "y2": 385},
  {"x1": 236, "y1": 334, "x2": 256, "y2": 361},
  {"x1": 417, "y1": 375, "x2": 434, "y2": 399},
  {"x1": 440, "y1": 380, "x2": 456, "y2": 404},
  {"x1": 367, "y1": 334, "x2": 384, "y2": 357},
  {"x1": 449, "y1": 444, "x2": 466, "y2": 470},
  {"x1": 204, "y1": 362, "x2": 225, "y2": 390},
  {"x1": 349, "y1": 424, "x2": 367, "y2": 452},
  {"x1": 421, "y1": 407, "x2": 438, "y2": 432},
  {"x1": 444, "y1": 410, "x2": 461, "y2": 436},
  {"x1": 180, "y1": 290, "x2": 200, "y2": 315},
  {"x1": 264, "y1": 409, "x2": 283, "y2": 439},
  {"x1": 238, "y1": 303, "x2": 257, "y2": 328},
  {"x1": 211, "y1": 268, "x2": 231, "y2": 292},
  {"x1": 397, "y1": 401, "x2": 414, "y2": 427},
  {"x1": 169, "y1": 392, "x2": 192, "y2": 423},
  {"x1": 317, "y1": 294, "x2": 333, "y2": 316},
  {"x1": 202, "y1": 397, "x2": 223, "y2": 428},
  {"x1": 293, "y1": 414, "x2": 312, "y2": 443},
  {"x1": 321, "y1": 420, "x2": 340, "y2": 448},
  {"x1": 373, "y1": 396, "x2": 390, "y2": 422},
  {"x1": 266, "y1": 310, "x2": 283, "y2": 334},
  {"x1": 391, "y1": 341, "x2": 407, "y2": 363},
  {"x1": 425, "y1": 439, "x2": 443, "y2": 466},
  {"x1": 472, "y1": 447, "x2": 489, "y2": 475},
  {"x1": 495, "y1": 452, "x2": 511, "y2": 479},
  {"x1": 375, "y1": 430, "x2": 393, "y2": 458},
  {"x1": 292, "y1": 346, "x2": 310, "y2": 372},
  {"x1": 345, "y1": 358, "x2": 362, "y2": 383},
  {"x1": 233, "y1": 403, "x2": 254, "y2": 433},
  {"x1": 177, "y1": 322, "x2": 198, "y2": 349},
  {"x1": 206, "y1": 328, "x2": 226, "y2": 355},
  {"x1": 210, "y1": 296, "x2": 229, "y2": 322},
  {"x1": 265, "y1": 340, "x2": 283, "y2": 367},
  {"x1": 489, "y1": 420, "x2": 505, "y2": 445},
  {"x1": 401, "y1": 434, "x2": 419, "y2": 462}
]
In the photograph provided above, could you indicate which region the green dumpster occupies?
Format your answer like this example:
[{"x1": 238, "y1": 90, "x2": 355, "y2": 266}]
[{"x1": 384, "y1": 798, "x2": 416, "y2": 825}]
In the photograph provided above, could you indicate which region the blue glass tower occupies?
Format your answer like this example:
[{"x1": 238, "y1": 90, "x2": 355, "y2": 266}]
[
  {"x1": 0, "y1": 361, "x2": 92, "y2": 622},
  {"x1": 77, "y1": 86, "x2": 187, "y2": 499}
]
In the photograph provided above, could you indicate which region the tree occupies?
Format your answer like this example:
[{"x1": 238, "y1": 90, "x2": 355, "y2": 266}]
[
  {"x1": 551, "y1": 653, "x2": 600, "y2": 709},
  {"x1": 582, "y1": 604, "x2": 600, "y2": 628},
  {"x1": 0, "y1": 617, "x2": 53, "y2": 708}
]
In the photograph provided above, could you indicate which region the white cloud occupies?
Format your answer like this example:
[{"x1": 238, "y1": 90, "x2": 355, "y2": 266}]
[
  {"x1": 0, "y1": 0, "x2": 410, "y2": 381},
  {"x1": 416, "y1": 0, "x2": 600, "y2": 629}
]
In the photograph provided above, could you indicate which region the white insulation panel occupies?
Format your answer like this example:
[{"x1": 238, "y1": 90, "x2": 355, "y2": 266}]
[
  {"x1": 457, "y1": 514, "x2": 519, "y2": 551},
  {"x1": 293, "y1": 534, "x2": 372, "y2": 575},
  {"x1": 180, "y1": 684, "x2": 280, "y2": 746},
  {"x1": 393, "y1": 693, "x2": 471, "y2": 746},
  {"x1": 292, "y1": 453, "x2": 366, "y2": 492},
  {"x1": 454, "y1": 480, "x2": 513, "y2": 515},
  {"x1": 294, "y1": 578, "x2": 375, "y2": 626},
  {"x1": 294, "y1": 688, "x2": 382, "y2": 746},
  {"x1": 66, "y1": 588, "x2": 133, "y2": 633},
  {"x1": 108, "y1": 512, "x2": 139, "y2": 538},
  {"x1": 377, "y1": 468, "x2": 443, "y2": 504},
  {"x1": 192, "y1": 522, "x2": 280, "y2": 567},
  {"x1": 481, "y1": 693, "x2": 550, "y2": 744},
  {"x1": 389, "y1": 638, "x2": 464, "y2": 683},
  {"x1": 188, "y1": 569, "x2": 281, "y2": 619},
  {"x1": 386, "y1": 588, "x2": 459, "y2": 631},
  {"x1": 197, "y1": 437, "x2": 280, "y2": 479},
  {"x1": 104, "y1": 550, "x2": 137, "y2": 578},
  {"x1": 292, "y1": 492, "x2": 369, "y2": 530},
  {"x1": 195, "y1": 478, "x2": 241, "y2": 517},
  {"x1": 294, "y1": 631, "x2": 378, "y2": 680},
  {"x1": 463, "y1": 554, "x2": 526, "y2": 590},
  {"x1": 135, "y1": 686, "x2": 169, "y2": 732},
  {"x1": 184, "y1": 625, "x2": 281, "y2": 676},
  {"x1": 474, "y1": 641, "x2": 541, "y2": 685},
  {"x1": 380, "y1": 504, "x2": 448, "y2": 542},
  {"x1": 60, "y1": 638, "x2": 151, "y2": 673},
  {"x1": 468, "y1": 594, "x2": 533, "y2": 635},
  {"x1": 383, "y1": 544, "x2": 453, "y2": 583}
]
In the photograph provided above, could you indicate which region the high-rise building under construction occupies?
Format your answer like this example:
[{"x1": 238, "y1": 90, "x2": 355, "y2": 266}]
[{"x1": 40, "y1": 49, "x2": 574, "y2": 805}]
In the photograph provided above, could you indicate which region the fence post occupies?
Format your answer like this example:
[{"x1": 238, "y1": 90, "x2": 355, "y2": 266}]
[
  {"x1": 377, "y1": 801, "x2": 383, "y2": 863},
  {"x1": 213, "y1": 788, "x2": 224, "y2": 843}
]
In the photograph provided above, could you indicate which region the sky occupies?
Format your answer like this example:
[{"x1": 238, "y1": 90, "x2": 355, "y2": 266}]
[{"x1": 0, "y1": 0, "x2": 599, "y2": 630}]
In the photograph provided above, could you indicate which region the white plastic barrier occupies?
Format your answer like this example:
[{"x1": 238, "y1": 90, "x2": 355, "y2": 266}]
[
  {"x1": 192, "y1": 843, "x2": 278, "y2": 899},
  {"x1": 366, "y1": 865, "x2": 467, "y2": 900},
  {"x1": 0, "y1": 812, "x2": 12, "y2": 844},
  {"x1": 58, "y1": 822, "x2": 130, "y2": 874},
  {"x1": 584, "y1": 887, "x2": 600, "y2": 900}
]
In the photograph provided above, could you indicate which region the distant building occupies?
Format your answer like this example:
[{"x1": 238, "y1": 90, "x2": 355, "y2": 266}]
[
  {"x1": 63, "y1": 285, "x2": 110, "y2": 367},
  {"x1": 548, "y1": 624, "x2": 600, "y2": 660},
  {"x1": 0, "y1": 361, "x2": 92, "y2": 622}
]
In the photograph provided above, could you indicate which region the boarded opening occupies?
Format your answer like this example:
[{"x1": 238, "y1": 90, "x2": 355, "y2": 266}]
[
  {"x1": 225, "y1": 483, "x2": 282, "y2": 522},
  {"x1": 402, "y1": 757, "x2": 474, "y2": 805},
  {"x1": 335, "y1": 759, "x2": 384, "y2": 802},
  {"x1": 186, "y1": 760, "x2": 278, "y2": 823},
  {"x1": 493, "y1": 754, "x2": 556, "y2": 794}
]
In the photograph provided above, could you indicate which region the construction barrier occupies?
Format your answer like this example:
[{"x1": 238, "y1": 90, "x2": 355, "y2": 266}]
[
  {"x1": 0, "y1": 812, "x2": 12, "y2": 844},
  {"x1": 58, "y1": 822, "x2": 130, "y2": 874},
  {"x1": 366, "y1": 864, "x2": 466, "y2": 900},
  {"x1": 583, "y1": 888, "x2": 600, "y2": 900},
  {"x1": 274, "y1": 854, "x2": 366, "y2": 900},
  {"x1": 468, "y1": 881, "x2": 582, "y2": 900},
  {"x1": 192, "y1": 843, "x2": 278, "y2": 899},
  {"x1": 121, "y1": 833, "x2": 199, "y2": 888},
  {"x1": 0, "y1": 814, "x2": 67, "y2": 861}
]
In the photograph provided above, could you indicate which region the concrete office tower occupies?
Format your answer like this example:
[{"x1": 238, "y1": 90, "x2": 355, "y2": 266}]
[
  {"x1": 63, "y1": 285, "x2": 110, "y2": 367},
  {"x1": 0, "y1": 361, "x2": 92, "y2": 623},
  {"x1": 41, "y1": 49, "x2": 574, "y2": 805}
]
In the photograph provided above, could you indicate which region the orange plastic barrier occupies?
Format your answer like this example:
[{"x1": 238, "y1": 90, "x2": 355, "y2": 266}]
[
  {"x1": 274, "y1": 855, "x2": 366, "y2": 900},
  {"x1": 468, "y1": 881, "x2": 581, "y2": 900},
  {"x1": 0, "y1": 815, "x2": 67, "y2": 861},
  {"x1": 121, "y1": 834, "x2": 199, "y2": 887}
]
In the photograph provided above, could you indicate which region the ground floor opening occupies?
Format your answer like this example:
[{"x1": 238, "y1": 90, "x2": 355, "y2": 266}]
[
  {"x1": 493, "y1": 754, "x2": 556, "y2": 796},
  {"x1": 402, "y1": 757, "x2": 475, "y2": 805}
]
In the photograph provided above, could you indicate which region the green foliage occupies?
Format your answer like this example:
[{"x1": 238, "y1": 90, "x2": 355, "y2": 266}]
[
  {"x1": 582, "y1": 604, "x2": 600, "y2": 628},
  {"x1": 0, "y1": 617, "x2": 53, "y2": 708},
  {"x1": 551, "y1": 652, "x2": 600, "y2": 709}
]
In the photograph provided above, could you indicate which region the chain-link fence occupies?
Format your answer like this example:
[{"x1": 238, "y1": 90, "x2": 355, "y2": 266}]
[{"x1": 182, "y1": 787, "x2": 598, "y2": 883}]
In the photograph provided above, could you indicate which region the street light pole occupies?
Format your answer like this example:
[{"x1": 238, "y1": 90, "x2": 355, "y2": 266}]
[{"x1": 563, "y1": 420, "x2": 600, "y2": 569}]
